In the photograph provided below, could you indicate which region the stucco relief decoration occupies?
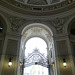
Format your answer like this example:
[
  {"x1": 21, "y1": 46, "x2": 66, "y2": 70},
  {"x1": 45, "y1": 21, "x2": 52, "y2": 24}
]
[
  {"x1": 3, "y1": 0, "x2": 74, "y2": 12},
  {"x1": 8, "y1": 16, "x2": 25, "y2": 31},
  {"x1": 22, "y1": 26, "x2": 51, "y2": 42},
  {"x1": 31, "y1": 27, "x2": 41, "y2": 34},
  {"x1": 51, "y1": 18, "x2": 64, "y2": 30},
  {"x1": 31, "y1": 27, "x2": 50, "y2": 40}
]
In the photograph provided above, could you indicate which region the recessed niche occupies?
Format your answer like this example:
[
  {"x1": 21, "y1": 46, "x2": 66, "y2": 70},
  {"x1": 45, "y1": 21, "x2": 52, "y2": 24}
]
[
  {"x1": 70, "y1": 29, "x2": 75, "y2": 35},
  {"x1": 33, "y1": 7, "x2": 42, "y2": 10}
]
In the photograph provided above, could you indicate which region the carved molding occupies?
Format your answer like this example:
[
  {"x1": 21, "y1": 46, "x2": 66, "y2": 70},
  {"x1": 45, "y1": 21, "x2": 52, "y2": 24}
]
[
  {"x1": 7, "y1": 14, "x2": 73, "y2": 32},
  {"x1": 50, "y1": 18, "x2": 64, "y2": 30},
  {"x1": 31, "y1": 18, "x2": 65, "y2": 31},
  {"x1": 23, "y1": 26, "x2": 51, "y2": 41},
  {"x1": 3, "y1": 0, "x2": 75, "y2": 11}
]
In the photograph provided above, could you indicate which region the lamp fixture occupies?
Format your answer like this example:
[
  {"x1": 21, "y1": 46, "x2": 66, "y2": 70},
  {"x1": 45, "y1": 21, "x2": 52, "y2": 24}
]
[
  {"x1": 0, "y1": 27, "x2": 3, "y2": 32},
  {"x1": 63, "y1": 59, "x2": 66, "y2": 67},
  {"x1": 0, "y1": 27, "x2": 3, "y2": 29},
  {"x1": 8, "y1": 58, "x2": 12, "y2": 67}
]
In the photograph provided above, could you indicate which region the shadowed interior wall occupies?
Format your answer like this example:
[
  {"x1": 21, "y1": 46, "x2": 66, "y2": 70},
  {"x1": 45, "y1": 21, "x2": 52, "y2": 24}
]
[
  {"x1": 71, "y1": 42, "x2": 75, "y2": 66},
  {"x1": 0, "y1": 40, "x2": 2, "y2": 61},
  {"x1": 56, "y1": 40, "x2": 68, "y2": 56},
  {"x1": 57, "y1": 56, "x2": 72, "y2": 75},
  {"x1": 56, "y1": 40, "x2": 73, "y2": 75},
  {"x1": 1, "y1": 39, "x2": 18, "y2": 75}
]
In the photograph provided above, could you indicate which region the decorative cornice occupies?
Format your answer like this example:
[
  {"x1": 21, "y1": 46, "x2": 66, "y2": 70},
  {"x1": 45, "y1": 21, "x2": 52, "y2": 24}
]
[
  {"x1": 0, "y1": 0, "x2": 74, "y2": 16},
  {"x1": 3, "y1": 0, "x2": 75, "y2": 11}
]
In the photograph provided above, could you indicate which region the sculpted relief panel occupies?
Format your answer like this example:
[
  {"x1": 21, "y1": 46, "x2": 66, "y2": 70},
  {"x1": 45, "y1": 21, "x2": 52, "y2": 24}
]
[
  {"x1": 22, "y1": 26, "x2": 51, "y2": 41},
  {"x1": 8, "y1": 16, "x2": 26, "y2": 32},
  {"x1": 3, "y1": 0, "x2": 74, "y2": 12},
  {"x1": 50, "y1": 18, "x2": 64, "y2": 31},
  {"x1": 7, "y1": 14, "x2": 70, "y2": 34}
]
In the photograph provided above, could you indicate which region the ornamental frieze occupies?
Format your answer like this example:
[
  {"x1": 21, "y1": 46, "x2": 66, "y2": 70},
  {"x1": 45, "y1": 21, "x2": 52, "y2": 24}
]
[
  {"x1": 7, "y1": 14, "x2": 73, "y2": 32},
  {"x1": 32, "y1": 18, "x2": 65, "y2": 31},
  {"x1": 3, "y1": 0, "x2": 75, "y2": 11}
]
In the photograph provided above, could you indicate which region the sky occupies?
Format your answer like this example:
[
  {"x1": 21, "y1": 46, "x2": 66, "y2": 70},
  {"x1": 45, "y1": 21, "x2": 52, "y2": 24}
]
[
  {"x1": 25, "y1": 37, "x2": 47, "y2": 57},
  {"x1": 24, "y1": 37, "x2": 48, "y2": 75}
]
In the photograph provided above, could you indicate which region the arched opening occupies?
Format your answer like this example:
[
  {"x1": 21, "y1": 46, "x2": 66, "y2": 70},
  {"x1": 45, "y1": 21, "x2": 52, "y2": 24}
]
[
  {"x1": 0, "y1": 15, "x2": 7, "y2": 34},
  {"x1": 18, "y1": 23, "x2": 56, "y2": 75},
  {"x1": 23, "y1": 37, "x2": 48, "y2": 75},
  {"x1": 0, "y1": 15, "x2": 7, "y2": 74},
  {"x1": 67, "y1": 18, "x2": 75, "y2": 66},
  {"x1": 68, "y1": 18, "x2": 75, "y2": 36}
]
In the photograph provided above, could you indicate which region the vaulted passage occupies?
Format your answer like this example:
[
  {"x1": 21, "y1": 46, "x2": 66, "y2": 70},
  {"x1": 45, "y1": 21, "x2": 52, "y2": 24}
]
[{"x1": 19, "y1": 23, "x2": 55, "y2": 75}]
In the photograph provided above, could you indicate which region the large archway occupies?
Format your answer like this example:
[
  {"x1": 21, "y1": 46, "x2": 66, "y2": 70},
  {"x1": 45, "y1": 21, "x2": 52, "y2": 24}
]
[
  {"x1": 67, "y1": 18, "x2": 75, "y2": 75},
  {"x1": 23, "y1": 37, "x2": 48, "y2": 75},
  {"x1": 18, "y1": 23, "x2": 56, "y2": 75}
]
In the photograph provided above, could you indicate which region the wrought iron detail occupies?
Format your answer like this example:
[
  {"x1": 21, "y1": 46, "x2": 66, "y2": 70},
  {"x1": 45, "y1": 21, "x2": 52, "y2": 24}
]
[{"x1": 24, "y1": 48, "x2": 48, "y2": 68}]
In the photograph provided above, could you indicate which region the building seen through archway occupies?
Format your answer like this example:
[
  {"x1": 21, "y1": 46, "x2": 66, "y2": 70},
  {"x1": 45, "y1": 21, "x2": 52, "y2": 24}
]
[
  {"x1": 19, "y1": 23, "x2": 55, "y2": 75},
  {"x1": 23, "y1": 37, "x2": 48, "y2": 75}
]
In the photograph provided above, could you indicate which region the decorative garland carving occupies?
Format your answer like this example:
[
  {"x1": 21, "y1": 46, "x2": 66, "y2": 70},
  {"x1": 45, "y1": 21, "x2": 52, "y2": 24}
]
[
  {"x1": 7, "y1": 15, "x2": 70, "y2": 32},
  {"x1": 8, "y1": 16, "x2": 26, "y2": 31},
  {"x1": 31, "y1": 18, "x2": 65, "y2": 31},
  {"x1": 51, "y1": 18, "x2": 64, "y2": 30}
]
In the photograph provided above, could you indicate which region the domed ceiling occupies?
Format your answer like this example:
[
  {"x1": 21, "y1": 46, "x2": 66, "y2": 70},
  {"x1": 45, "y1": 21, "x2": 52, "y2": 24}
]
[
  {"x1": 28, "y1": 0, "x2": 47, "y2": 5},
  {"x1": 16, "y1": 0, "x2": 60, "y2": 5},
  {"x1": 0, "y1": 0, "x2": 75, "y2": 16}
]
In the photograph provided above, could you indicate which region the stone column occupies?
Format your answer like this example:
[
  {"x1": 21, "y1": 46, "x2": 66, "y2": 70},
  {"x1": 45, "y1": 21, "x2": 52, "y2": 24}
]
[{"x1": 53, "y1": 35, "x2": 73, "y2": 75}]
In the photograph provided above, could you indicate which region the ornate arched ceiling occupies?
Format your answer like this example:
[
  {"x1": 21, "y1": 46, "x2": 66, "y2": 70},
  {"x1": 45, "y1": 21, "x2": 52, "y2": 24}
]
[
  {"x1": 21, "y1": 23, "x2": 52, "y2": 44},
  {"x1": 21, "y1": 23, "x2": 53, "y2": 50},
  {"x1": 16, "y1": 0, "x2": 60, "y2": 5},
  {"x1": 19, "y1": 23, "x2": 54, "y2": 63},
  {"x1": 0, "y1": 0, "x2": 75, "y2": 16}
]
